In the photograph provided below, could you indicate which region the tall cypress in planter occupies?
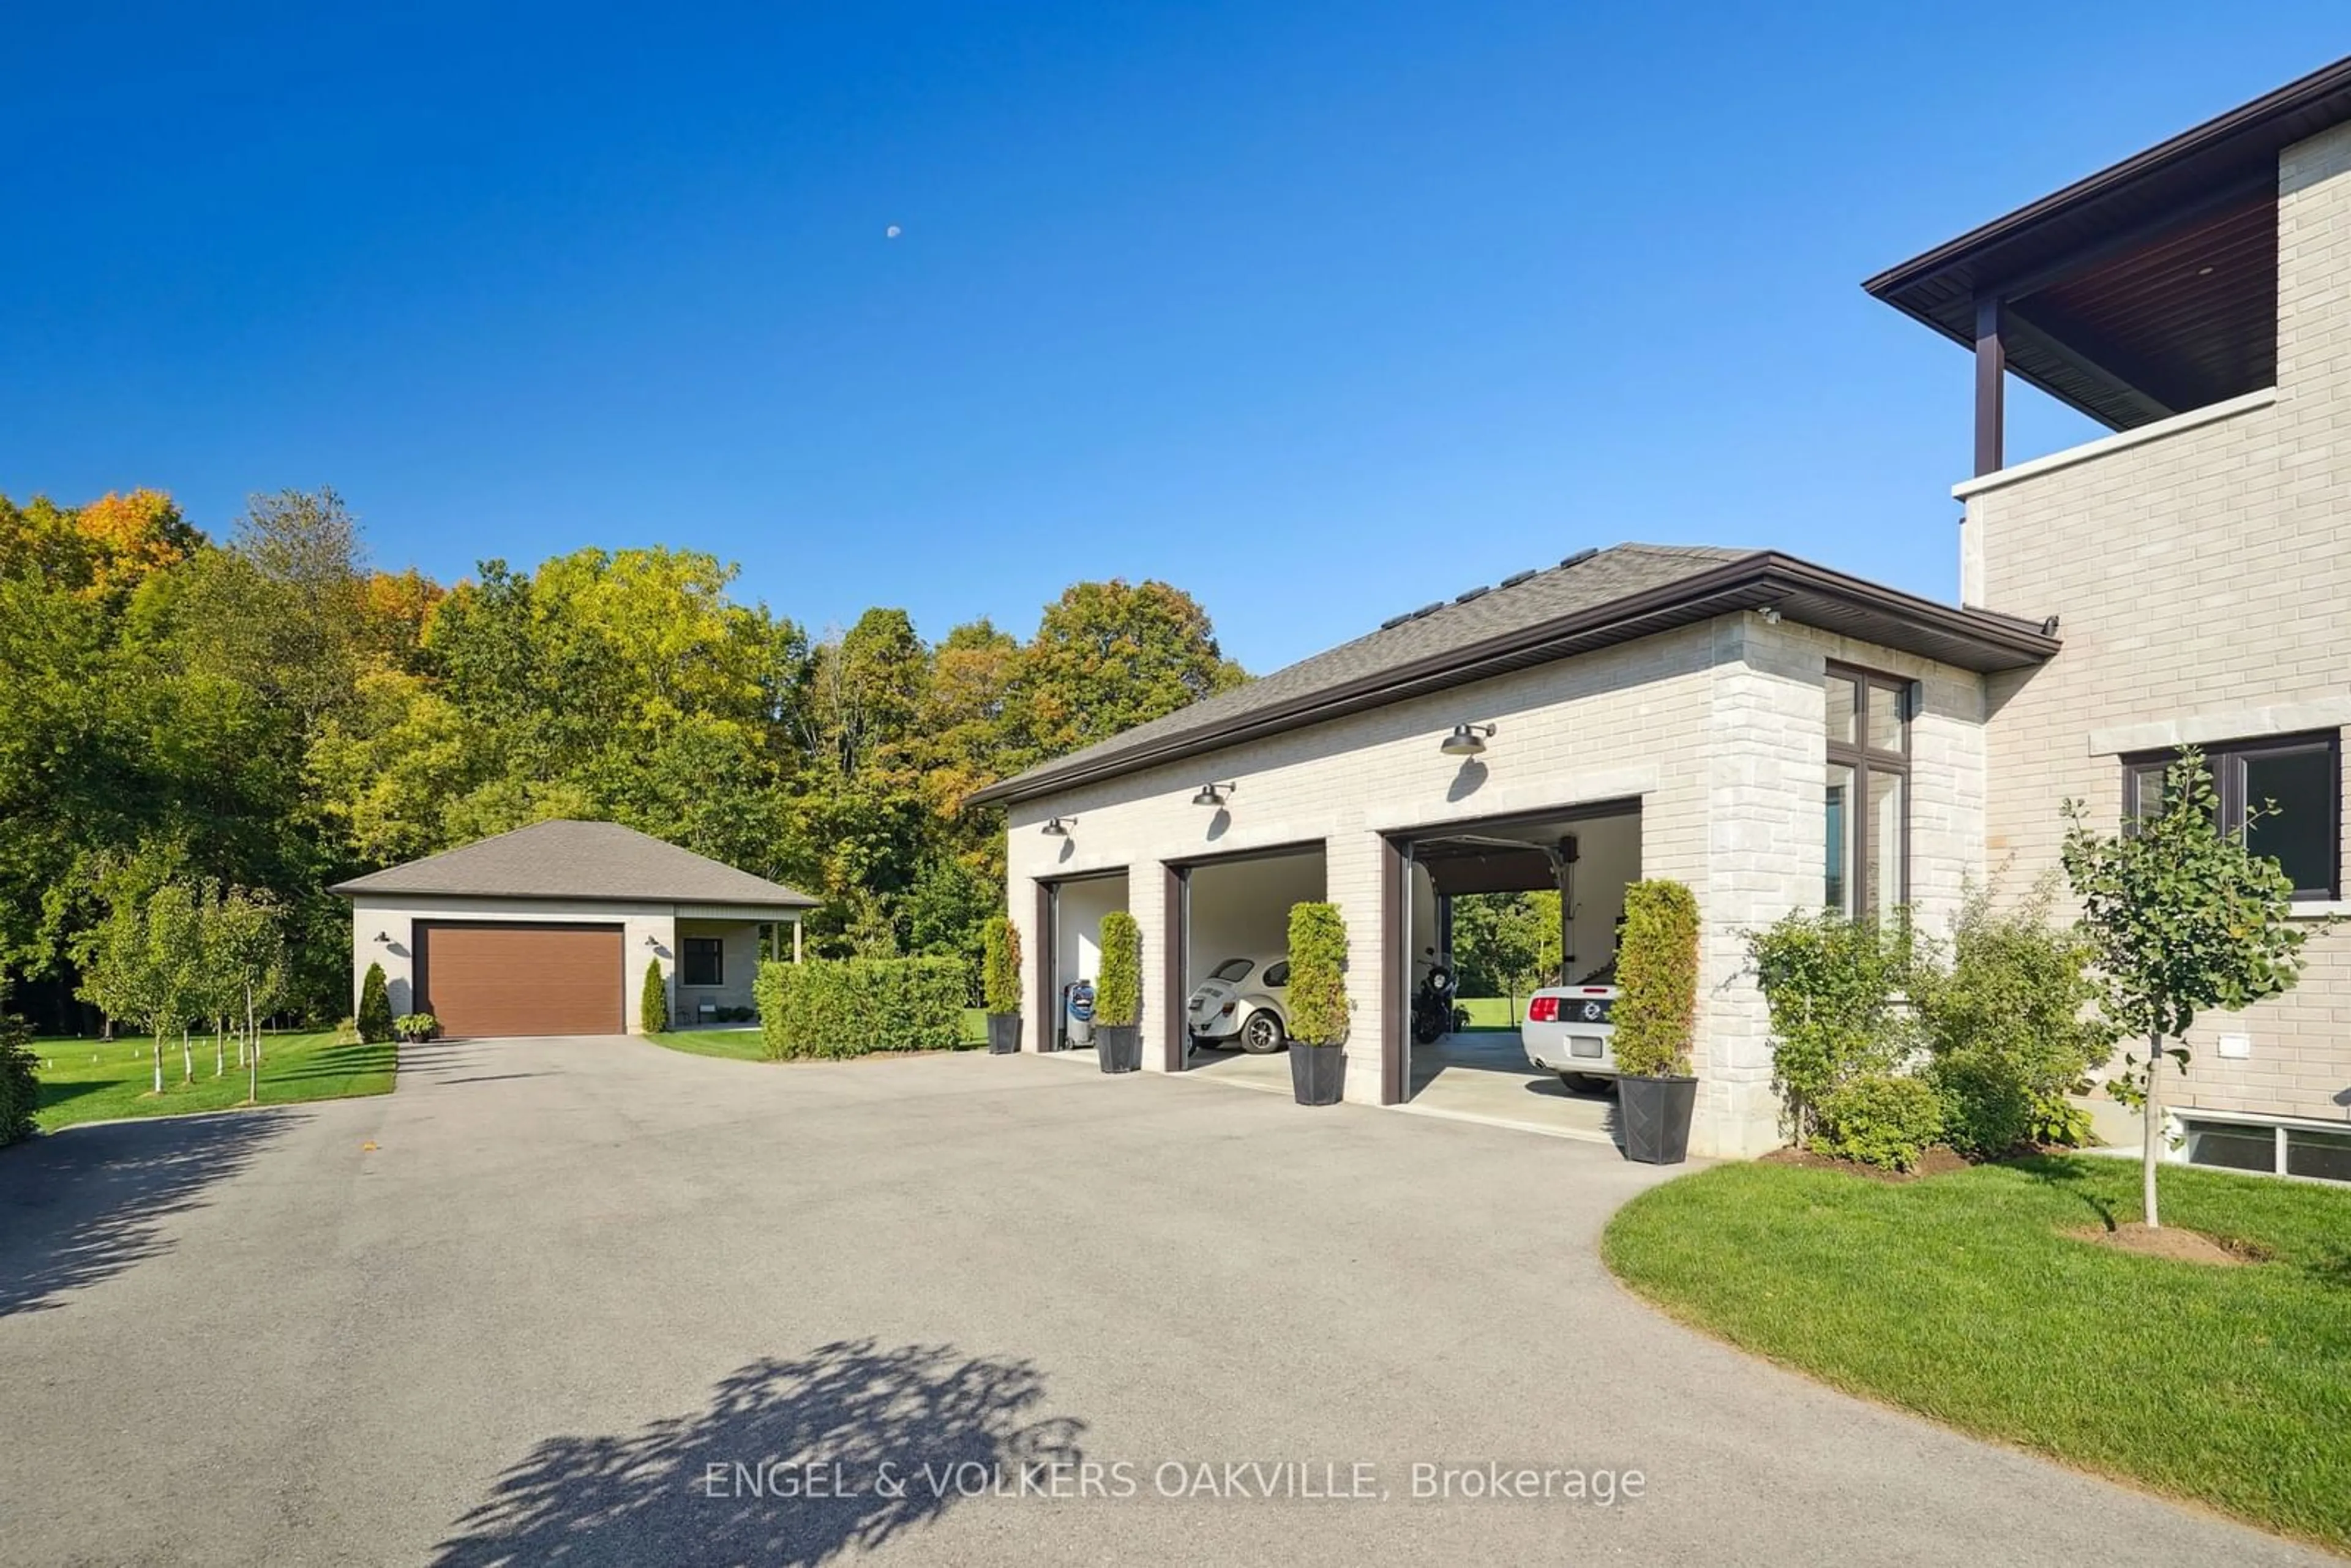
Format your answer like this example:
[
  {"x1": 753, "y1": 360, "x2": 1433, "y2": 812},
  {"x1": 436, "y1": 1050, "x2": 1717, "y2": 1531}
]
[
  {"x1": 1612, "y1": 880, "x2": 1700, "y2": 1163},
  {"x1": 1093, "y1": 911, "x2": 1142, "y2": 1073},
  {"x1": 1284, "y1": 901, "x2": 1351, "y2": 1106},
  {"x1": 981, "y1": 915, "x2": 1023, "y2": 1054}
]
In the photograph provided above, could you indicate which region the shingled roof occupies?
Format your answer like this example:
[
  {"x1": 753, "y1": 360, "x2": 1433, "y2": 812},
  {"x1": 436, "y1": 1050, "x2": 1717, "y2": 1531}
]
[
  {"x1": 331, "y1": 820, "x2": 816, "y2": 907},
  {"x1": 969, "y1": 543, "x2": 2058, "y2": 806}
]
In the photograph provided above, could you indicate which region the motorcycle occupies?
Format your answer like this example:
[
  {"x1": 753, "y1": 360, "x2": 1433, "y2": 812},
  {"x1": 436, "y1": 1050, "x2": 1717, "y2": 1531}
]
[{"x1": 1411, "y1": 949, "x2": 1458, "y2": 1046}]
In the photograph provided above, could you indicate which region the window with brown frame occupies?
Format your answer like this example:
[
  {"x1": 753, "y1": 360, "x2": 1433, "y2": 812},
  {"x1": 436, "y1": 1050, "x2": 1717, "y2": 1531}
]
[
  {"x1": 2122, "y1": 731, "x2": 2341, "y2": 901},
  {"x1": 1824, "y1": 667, "x2": 1911, "y2": 917}
]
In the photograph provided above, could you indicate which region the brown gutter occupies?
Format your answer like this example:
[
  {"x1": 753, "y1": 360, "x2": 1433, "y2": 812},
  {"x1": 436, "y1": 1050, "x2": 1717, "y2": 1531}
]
[{"x1": 969, "y1": 552, "x2": 2058, "y2": 807}]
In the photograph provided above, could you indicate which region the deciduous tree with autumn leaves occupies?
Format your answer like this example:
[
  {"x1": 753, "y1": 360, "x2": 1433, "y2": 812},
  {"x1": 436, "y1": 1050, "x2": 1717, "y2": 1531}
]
[{"x1": 0, "y1": 484, "x2": 1245, "y2": 1027}]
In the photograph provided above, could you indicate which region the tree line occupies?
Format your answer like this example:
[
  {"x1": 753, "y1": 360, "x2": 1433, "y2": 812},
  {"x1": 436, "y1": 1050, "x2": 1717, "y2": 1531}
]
[{"x1": 0, "y1": 487, "x2": 1246, "y2": 1029}]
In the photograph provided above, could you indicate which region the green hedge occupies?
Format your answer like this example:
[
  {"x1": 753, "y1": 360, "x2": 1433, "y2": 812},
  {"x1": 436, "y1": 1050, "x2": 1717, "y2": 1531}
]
[
  {"x1": 0, "y1": 982, "x2": 37, "y2": 1147},
  {"x1": 754, "y1": 957, "x2": 969, "y2": 1059}
]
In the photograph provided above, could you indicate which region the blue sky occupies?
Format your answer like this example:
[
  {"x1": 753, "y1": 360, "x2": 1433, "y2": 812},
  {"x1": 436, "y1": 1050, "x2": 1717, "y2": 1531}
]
[{"x1": 4, "y1": 4, "x2": 2339, "y2": 670}]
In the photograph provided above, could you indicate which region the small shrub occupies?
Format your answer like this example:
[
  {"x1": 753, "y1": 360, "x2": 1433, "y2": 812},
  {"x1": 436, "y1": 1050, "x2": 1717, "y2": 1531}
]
[
  {"x1": 981, "y1": 915, "x2": 1022, "y2": 1016},
  {"x1": 1095, "y1": 912, "x2": 1141, "y2": 1028},
  {"x1": 639, "y1": 959, "x2": 668, "y2": 1035},
  {"x1": 1284, "y1": 902, "x2": 1351, "y2": 1046},
  {"x1": 754, "y1": 957, "x2": 967, "y2": 1059},
  {"x1": 357, "y1": 962, "x2": 393, "y2": 1045},
  {"x1": 1613, "y1": 880, "x2": 1699, "y2": 1077},
  {"x1": 1811, "y1": 1072, "x2": 1943, "y2": 1172},
  {"x1": 1749, "y1": 910, "x2": 1918, "y2": 1146},
  {"x1": 0, "y1": 980, "x2": 37, "y2": 1147},
  {"x1": 2030, "y1": 1092, "x2": 2098, "y2": 1149},
  {"x1": 1913, "y1": 879, "x2": 2112, "y2": 1156},
  {"x1": 391, "y1": 1012, "x2": 439, "y2": 1043}
]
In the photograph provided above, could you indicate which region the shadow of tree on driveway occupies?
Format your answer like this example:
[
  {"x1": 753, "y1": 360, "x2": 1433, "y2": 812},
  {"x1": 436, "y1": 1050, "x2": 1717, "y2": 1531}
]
[
  {"x1": 432, "y1": 1340, "x2": 1086, "y2": 1567},
  {"x1": 0, "y1": 1108, "x2": 293, "y2": 1316}
]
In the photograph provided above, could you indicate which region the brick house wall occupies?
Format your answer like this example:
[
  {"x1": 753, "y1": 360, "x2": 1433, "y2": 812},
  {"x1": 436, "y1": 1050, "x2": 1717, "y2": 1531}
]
[{"x1": 1961, "y1": 122, "x2": 2351, "y2": 1125}]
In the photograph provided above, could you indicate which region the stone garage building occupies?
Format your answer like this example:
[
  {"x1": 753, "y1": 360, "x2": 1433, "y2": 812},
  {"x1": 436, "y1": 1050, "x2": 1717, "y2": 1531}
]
[
  {"x1": 972, "y1": 546, "x2": 2057, "y2": 1158},
  {"x1": 334, "y1": 820, "x2": 814, "y2": 1039}
]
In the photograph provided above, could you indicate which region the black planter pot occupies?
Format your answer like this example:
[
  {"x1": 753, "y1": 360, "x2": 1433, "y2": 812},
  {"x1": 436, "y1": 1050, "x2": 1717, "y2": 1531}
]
[
  {"x1": 1617, "y1": 1074, "x2": 1698, "y2": 1165},
  {"x1": 1288, "y1": 1043, "x2": 1345, "y2": 1106},
  {"x1": 1097, "y1": 1024, "x2": 1142, "y2": 1073},
  {"x1": 986, "y1": 1013, "x2": 1021, "y2": 1055}
]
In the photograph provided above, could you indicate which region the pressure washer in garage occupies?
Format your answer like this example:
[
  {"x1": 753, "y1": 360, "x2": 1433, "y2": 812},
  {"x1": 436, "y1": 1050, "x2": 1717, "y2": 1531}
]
[{"x1": 1060, "y1": 980, "x2": 1095, "y2": 1051}]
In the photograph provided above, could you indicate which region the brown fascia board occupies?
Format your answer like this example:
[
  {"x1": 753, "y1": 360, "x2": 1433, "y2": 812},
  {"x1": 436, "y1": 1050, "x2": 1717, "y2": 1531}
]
[
  {"x1": 1863, "y1": 53, "x2": 2351, "y2": 329},
  {"x1": 968, "y1": 553, "x2": 2058, "y2": 806},
  {"x1": 329, "y1": 882, "x2": 817, "y2": 907}
]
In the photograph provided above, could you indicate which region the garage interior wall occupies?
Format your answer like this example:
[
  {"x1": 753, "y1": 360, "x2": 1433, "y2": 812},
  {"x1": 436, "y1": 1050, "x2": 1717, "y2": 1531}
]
[
  {"x1": 1408, "y1": 863, "x2": 1439, "y2": 974},
  {"x1": 1184, "y1": 849, "x2": 1327, "y2": 992},
  {"x1": 1564, "y1": 813, "x2": 1640, "y2": 981},
  {"x1": 1053, "y1": 876, "x2": 1128, "y2": 988}
]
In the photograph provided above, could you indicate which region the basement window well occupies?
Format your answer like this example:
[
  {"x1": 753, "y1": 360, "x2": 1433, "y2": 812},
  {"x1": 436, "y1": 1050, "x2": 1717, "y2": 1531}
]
[{"x1": 2181, "y1": 1116, "x2": 2351, "y2": 1184}]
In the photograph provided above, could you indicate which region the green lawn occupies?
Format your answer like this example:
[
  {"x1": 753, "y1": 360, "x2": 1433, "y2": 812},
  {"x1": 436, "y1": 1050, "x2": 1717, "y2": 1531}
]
[
  {"x1": 642, "y1": 1027, "x2": 769, "y2": 1061},
  {"x1": 1603, "y1": 1157, "x2": 2351, "y2": 1550},
  {"x1": 27, "y1": 1029, "x2": 398, "y2": 1132},
  {"x1": 643, "y1": 1008, "x2": 990, "y2": 1063},
  {"x1": 1455, "y1": 996, "x2": 1525, "y2": 1029}
]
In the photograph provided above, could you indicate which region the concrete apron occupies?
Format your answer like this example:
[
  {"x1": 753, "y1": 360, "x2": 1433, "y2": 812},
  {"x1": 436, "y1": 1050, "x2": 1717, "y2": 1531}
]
[{"x1": 1186, "y1": 1030, "x2": 1623, "y2": 1147}]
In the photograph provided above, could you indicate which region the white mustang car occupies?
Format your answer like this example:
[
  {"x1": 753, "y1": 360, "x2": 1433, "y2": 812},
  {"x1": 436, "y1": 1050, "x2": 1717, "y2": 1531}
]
[
  {"x1": 1186, "y1": 955, "x2": 1292, "y2": 1053},
  {"x1": 1521, "y1": 983, "x2": 1619, "y2": 1092}
]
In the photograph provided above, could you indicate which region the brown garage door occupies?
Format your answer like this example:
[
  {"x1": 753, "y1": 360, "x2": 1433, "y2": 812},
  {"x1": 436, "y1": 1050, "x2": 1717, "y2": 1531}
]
[{"x1": 415, "y1": 922, "x2": 624, "y2": 1038}]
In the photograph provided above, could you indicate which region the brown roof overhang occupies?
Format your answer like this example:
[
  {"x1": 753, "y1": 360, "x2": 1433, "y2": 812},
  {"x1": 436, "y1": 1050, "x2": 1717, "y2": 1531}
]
[{"x1": 1865, "y1": 55, "x2": 2351, "y2": 431}]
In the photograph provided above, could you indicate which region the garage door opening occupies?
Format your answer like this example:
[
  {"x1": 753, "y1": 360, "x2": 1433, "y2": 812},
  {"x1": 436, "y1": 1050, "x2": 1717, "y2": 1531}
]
[
  {"x1": 1036, "y1": 871, "x2": 1129, "y2": 1060},
  {"x1": 1171, "y1": 844, "x2": 1327, "y2": 1091},
  {"x1": 415, "y1": 921, "x2": 624, "y2": 1039},
  {"x1": 1391, "y1": 804, "x2": 1640, "y2": 1143}
]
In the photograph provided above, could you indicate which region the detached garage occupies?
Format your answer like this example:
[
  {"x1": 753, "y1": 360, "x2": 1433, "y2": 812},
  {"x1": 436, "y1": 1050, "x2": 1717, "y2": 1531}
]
[{"x1": 332, "y1": 820, "x2": 816, "y2": 1040}]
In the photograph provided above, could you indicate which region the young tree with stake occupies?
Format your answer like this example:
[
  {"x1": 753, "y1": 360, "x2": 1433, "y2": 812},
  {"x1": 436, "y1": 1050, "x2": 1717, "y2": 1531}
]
[
  {"x1": 2061, "y1": 750, "x2": 2313, "y2": 1228},
  {"x1": 195, "y1": 882, "x2": 238, "y2": 1078},
  {"x1": 209, "y1": 888, "x2": 287, "y2": 1103},
  {"x1": 79, "y1": 892, "x2": 163, "y2": 1093},
  {"x1": 144, "y1": 884, "x2": 203, "y2": 1086}
]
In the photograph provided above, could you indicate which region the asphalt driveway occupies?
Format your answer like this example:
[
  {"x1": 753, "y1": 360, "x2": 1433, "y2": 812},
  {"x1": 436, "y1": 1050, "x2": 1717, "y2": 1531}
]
[{"x1": 0, "y1": 1037, "x2": 2323, "y2": 1566}]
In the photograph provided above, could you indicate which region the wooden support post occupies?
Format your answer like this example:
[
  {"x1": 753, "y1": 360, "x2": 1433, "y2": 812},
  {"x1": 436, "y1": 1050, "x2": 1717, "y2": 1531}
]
[{"x1": 1974, "y1": 294, "x2": 2006, "y2": 477}]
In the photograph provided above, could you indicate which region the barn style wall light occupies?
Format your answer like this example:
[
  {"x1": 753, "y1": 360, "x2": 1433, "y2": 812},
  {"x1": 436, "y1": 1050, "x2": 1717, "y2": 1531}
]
[
  {"x1": 1440, "y1": 723, "x2": 1497, "y2": 758},
  {"x1": 1190, "y1": 782, "x2": 1235, "y2": 808}
]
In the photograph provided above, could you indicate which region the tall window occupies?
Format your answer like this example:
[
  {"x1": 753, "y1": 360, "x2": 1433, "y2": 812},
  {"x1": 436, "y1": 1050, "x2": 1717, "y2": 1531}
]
[
  {"x1": 2123, "y1": 731, "x2": 2340, "y2": 901},
  {"x1": 1824, "y1": 667, "x2": 1911, "y2": 917}
]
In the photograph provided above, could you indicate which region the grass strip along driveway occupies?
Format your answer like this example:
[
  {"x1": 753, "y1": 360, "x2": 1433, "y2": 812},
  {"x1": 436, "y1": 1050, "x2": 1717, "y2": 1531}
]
[
  {"x1": 28, "y1": 1030, "x2": 396, "y2": 1133},
  {"x1": 1603, "y1": 1156, "x2": 2351, "y2": 1551},
  {"x1": 641, "y1": 1027, "x2": 768, "y2": 1061}
]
